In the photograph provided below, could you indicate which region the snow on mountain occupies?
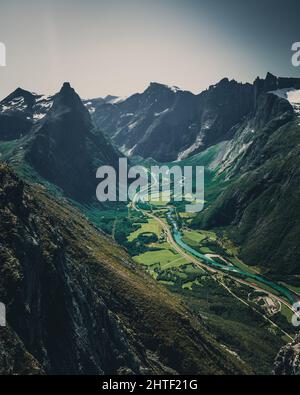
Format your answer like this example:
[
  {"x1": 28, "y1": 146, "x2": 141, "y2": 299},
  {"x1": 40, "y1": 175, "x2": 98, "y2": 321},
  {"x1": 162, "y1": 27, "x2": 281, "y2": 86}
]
[
  {"x1": 105, "y1": 95, "x2": 127, "y2": 105},
  {"x1": 0, "y1": 89, "x2": 53, "y2": 122},
  {"x1": 269, "y1": 88, "x2": 300, "y2": 113}
]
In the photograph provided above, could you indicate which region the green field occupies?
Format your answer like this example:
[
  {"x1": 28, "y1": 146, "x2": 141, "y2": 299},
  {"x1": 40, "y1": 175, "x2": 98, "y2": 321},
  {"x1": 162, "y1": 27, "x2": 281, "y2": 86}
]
[
  {"x1": 280, "y1": 303, "x2": 294, "y2": 322},
  {"x1": 181, "y1": 230, "x2": 218, "y2": 255},
  {"x1": 128, "y1": 218, "x2": 162, "y2": 241},
  {"x1": 230, "y1": 257, "x2": 262, "y2": 275},
  {"x1": 183, "y1": 230, "x2": 207, "y2": 243},
  {"x1": 134, "y1": 247, "x2": 188, "y2": 269}
]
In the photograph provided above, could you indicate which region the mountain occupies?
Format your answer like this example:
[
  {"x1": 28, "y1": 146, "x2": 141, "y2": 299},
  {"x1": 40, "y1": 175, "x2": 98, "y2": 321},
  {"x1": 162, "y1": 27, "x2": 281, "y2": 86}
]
[
  {"x1": 0, "y1": 88, "x2": 53, "y2": 140},
  {"x1": 0, "y1": 83, "x2": 119, "y2": 202},
  {"x1": 192, "y1": 73, "x2": 300, "y2": 276},
  {"x1": 85, "y1": 80, "x2": 253, "y2": 162},
  {"x1": 0, "y1": 163, "x2": 247, "y2": 374}
]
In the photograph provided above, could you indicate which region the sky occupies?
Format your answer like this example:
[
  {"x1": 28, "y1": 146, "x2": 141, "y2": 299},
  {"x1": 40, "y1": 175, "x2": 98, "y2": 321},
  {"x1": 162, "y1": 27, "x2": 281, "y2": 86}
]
[{"x1": 0, "y1": 0, "x2": 300, "y2": 99}]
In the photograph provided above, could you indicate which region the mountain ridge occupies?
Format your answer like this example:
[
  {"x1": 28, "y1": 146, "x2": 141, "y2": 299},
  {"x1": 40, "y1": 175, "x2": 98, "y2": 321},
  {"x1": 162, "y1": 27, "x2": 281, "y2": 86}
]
[
  {"x1": 0, "y1": 163, "x2": 248, "y2": 374},
  {"x1": 192, "y1": 78, "x2": 300, "y2": 276},
  {"x1": 0, "y1": 82, "x2": 120, "y2": 203},
  {"x1": 83, "y1": 76, "x2": 259, "y2": 162}
]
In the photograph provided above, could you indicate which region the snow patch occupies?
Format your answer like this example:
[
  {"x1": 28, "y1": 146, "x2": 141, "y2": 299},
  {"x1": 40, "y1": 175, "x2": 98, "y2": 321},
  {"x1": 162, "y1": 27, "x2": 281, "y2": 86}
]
[
  {"x1": 120, "y1": 113, "x2": 134, "y2": 118},
  {"x1": 269, "y1": 88, "x2": 300, "y2": 113},
  {"x1": 168, "y1": 85, "x2": 181, "y2": 93},
  {"x1": 120, "y1": 144, "x2": 137, "y2": 156},
  {"x1": 33, "y1": 113, "x2": 46, "y2": 120},
  {"x1": 128, "y1": 121, "x2": 139, "y2": 130},
  {"x1": 154, "y1": 108, "x2": 169, "y2": 117},
  {"x1": 106, "y1": 96, "x2": 127, "y2": 105}
]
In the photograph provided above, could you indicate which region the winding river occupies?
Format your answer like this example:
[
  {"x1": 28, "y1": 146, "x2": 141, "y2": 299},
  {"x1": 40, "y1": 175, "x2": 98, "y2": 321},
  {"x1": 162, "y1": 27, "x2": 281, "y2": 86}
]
[{"x1": 167, "y1": 209, "x2": 297, "y2": 305}]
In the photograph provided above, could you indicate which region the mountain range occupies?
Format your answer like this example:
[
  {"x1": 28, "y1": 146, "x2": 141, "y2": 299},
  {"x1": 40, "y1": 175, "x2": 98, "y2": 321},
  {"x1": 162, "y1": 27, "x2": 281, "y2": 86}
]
[
  {"x1": 84, "y1": 79, "x2": 253, "y2": 162},
  {"x1": 2, "y1": 74, "x2": 300, "y2": 274},
  {"x1": 0, "y1": 82, "x2": 119, "y2": 202},
  {"x1": 0, "y1": 72, "x2": 299, "y2": 374},
  {"x1": 192, "y1": 73, "x2": 300, "y2": 277},
  {"x1": 82, "y1": 74, "x2": 299, "y2": 165}
]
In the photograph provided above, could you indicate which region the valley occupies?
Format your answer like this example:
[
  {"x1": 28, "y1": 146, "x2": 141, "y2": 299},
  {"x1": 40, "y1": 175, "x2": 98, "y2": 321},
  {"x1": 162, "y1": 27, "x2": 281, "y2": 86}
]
[
  {"x1": 1, "y1": 73, "x2": 300, "y2": 375},
  {"x1": 88, "y1": 172, "x2": 298, "y2": 373},
  {"x1": 125, "y1": 168, "x2": 299, "y2": 368}
]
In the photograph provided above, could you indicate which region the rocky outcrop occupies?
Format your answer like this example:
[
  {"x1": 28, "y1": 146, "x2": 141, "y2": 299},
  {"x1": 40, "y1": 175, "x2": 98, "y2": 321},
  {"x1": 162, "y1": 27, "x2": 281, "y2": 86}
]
[
  {"x1": 24, "y1": 82, "x2": 120, "y2": 202},
  {"x1": 0, "y1": 88, "x2": 53, "y2": 140},
  {"x1": 85, "y1": 79, "x2": 253, "y2": 162},
  {"x1": 193, "y1": 77, "x2": 300, "y2": 275},
  {"x1": 274, "y1": 335, "x2": 300, "y2": 375},
  {"x1": 0, "y1": 163, "x2": 247, "y2": 375},
  {"x1": 0, "y1": 83, "x2": 120, "y2": 203}
]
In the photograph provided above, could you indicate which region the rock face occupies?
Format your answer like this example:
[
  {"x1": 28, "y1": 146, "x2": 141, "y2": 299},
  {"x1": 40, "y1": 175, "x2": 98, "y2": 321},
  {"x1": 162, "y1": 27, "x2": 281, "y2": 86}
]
[
  {"x1": 0, "y1": 83, "x2": 120, "y2": 203},
  {"x1": 0, "y1": 163, "x2": 247, "y2": 375},
  {"x1": 274, "y1": 335, "x2": 300, "y2": 375},
  {"x1": 193, "y1": 75, "x2": 300, "y2": 275},
  {"x1": 85, "y1": 73, "x2": 300, "y2": 164},
  {"x1": 0, "y1": 88, "x2": 53, "y2": 140},
  {"x1": 25, "y1": 82, "x2": 120, "y2": 202},
  {"x1": 85, "y1": 80, "x2": 253, "y2": 162}
]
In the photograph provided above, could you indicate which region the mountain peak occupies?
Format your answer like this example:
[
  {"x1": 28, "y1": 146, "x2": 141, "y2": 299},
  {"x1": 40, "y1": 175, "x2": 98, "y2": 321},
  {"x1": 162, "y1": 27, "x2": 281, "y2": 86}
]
[
  {"x1": 147, "y1": 82, "x2": 181, "y2": 94},
  {"x1": 62, "y1": 81, "x2": 71, "y2": 89},
  {"x1": 13, "y1": 87, "x2": 30, "y2": 96},
  {"x1": 1, "y1": 87, "x2": 36, "y2": 105},
  {"x1": 59, "y1": 81, "x2": 76, "y2": 96},
  {"x1": 52, "y1": 82, "x2": 88, "y2": 115},
  {"x1": 218, "y1": 77, "x2": 230, "y2": 84},
  {"x1": 265, "y1": 72, "x2": 277, "y2": 80}
]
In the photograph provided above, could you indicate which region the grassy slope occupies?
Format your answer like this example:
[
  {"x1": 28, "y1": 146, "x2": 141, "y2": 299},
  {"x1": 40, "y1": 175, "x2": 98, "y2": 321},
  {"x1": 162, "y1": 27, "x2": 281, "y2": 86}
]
[{"x1": 0, "y1": 163, "x2": 248, "y2": 375}]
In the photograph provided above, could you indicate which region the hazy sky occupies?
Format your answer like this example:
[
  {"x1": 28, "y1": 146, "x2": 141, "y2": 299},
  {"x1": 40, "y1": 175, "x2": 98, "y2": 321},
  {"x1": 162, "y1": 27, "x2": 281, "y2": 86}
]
[{"x1": 0, "y1": 0, "x2": 300, "y2": 99}]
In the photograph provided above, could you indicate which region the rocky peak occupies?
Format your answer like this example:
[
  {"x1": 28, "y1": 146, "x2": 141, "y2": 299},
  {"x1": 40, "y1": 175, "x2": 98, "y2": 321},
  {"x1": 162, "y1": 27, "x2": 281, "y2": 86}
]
[
  {"x1": 254, "y1": 72, "x2": 300, "y2": 107},
  {"x1": 274, "y1": 334, "x2": 300, "y2": 375},
  {"x1": 1, "y1": 87, "x2": 36, "y2": 108},
  {"x1": 24, "y1": 82, "x2": 119, "y2": 202},
  {"x1": 51, "y1": 82, "x2": 89, "y2": 119},
  {"x1": 146, "y1": 82, "x2": 181, "y2": 95}
]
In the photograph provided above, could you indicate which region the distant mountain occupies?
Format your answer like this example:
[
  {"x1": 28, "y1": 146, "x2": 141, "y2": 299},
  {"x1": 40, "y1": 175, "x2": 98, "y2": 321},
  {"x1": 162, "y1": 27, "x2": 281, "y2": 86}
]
[
  {"x1": 84, "y1": 80, "x2": 253, "y2": 162},
  {"x1": 193, "y1": 73, "x2": 300, "y2": 276},
  {"x1": 0, "y1": 163, "x2": 247, "y2": 374},
  {"x1": 0, "y1": 88, "x2": 53, "y2": 140},
  {"x1": 2, "y1": 75, "x2": 300, "y2": 276},
  {"x1": 0, "y1": 83, "x2": 119, "y2": 202}
]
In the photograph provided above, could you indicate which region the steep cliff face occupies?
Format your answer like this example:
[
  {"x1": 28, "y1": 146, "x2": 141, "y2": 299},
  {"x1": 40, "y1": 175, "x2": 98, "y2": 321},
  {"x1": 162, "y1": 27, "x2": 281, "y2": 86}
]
[
  {"x1": 24, "y1": 82, "x2": 120, "y2": 202},
  {"x1": 86, "y1": 79, "x2": 253, "y2": 162},
  {"x1": 0, "y1": 88, "x2": 53, "y2": 141},
  {"x1": 0, "y1": 83, "x2": 120, "y2": 203},
  {"x1": 0, "y1": 164, "x2": 247, "y2": 375},
  {"x1": 193, "y1": 79, "x2": 300, "y2": 275},
  {"x1": 86, "y1": 83, "x2": 199, "y2": 162},
  {"x1": 0, "y1": 88, "x2": 52, "y2": 141},
  {"x1": 274, "y1": 335, "x2": 300, "y2": 375}
]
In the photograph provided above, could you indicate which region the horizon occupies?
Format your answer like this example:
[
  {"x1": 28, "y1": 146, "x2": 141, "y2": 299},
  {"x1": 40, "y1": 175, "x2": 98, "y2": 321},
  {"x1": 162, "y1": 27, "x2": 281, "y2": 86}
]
[{"x1": 0, "y1": 71, "x2": 294, "y2": 102}]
